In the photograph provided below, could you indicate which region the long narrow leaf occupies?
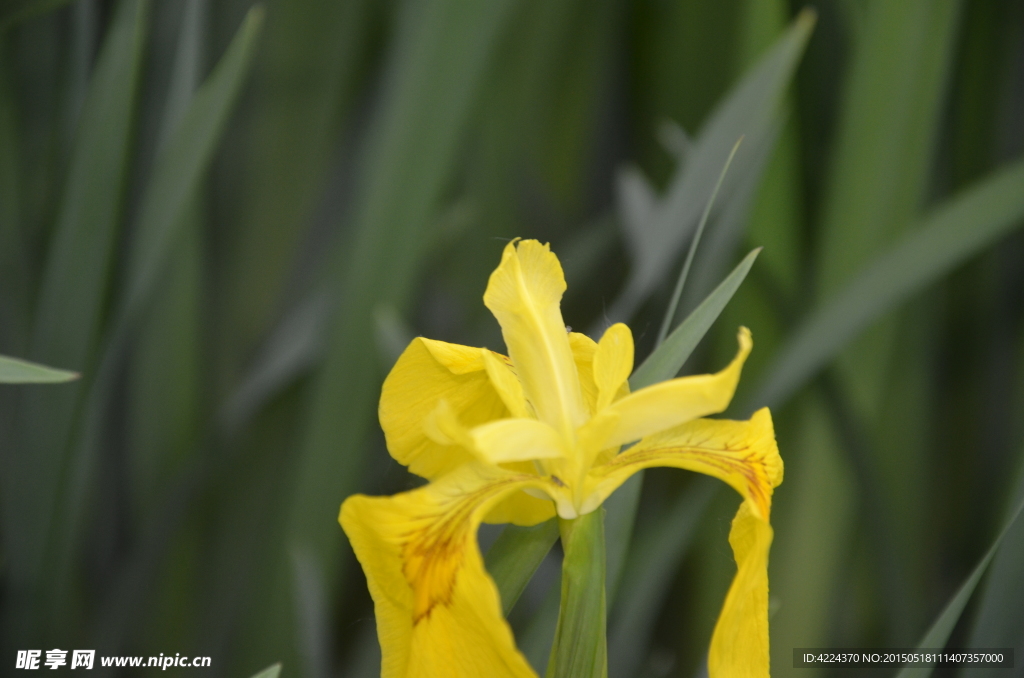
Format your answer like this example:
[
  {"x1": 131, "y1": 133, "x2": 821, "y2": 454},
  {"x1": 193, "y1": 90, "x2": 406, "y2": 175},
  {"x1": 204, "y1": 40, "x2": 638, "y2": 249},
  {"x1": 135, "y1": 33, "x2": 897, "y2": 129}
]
[
  {"x1": 749, "y1": 158, "x2": 1024, "y2": 412},
  {"x1": 609, "y1": 9, "x2": 813, "y2": 320},
  {"x1": 486, "y1": 519, "x2": 560, "y2": 616},
  {"x1": 632, "y1": 248, "x2": 760, "y2": 389},
  {"x1": 0, "y1": 355, "x2": 79, "y2": 383},
  {"x1": 894, "y1": 493, "x2": 1024, "y2": 678}
]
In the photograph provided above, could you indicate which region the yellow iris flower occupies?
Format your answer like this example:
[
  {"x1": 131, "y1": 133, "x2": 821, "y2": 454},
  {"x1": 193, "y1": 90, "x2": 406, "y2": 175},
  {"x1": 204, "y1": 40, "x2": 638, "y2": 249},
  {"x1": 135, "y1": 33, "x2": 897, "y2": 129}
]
[{"x1": 340, "y1": 239, "x2": 782, "y2": 678}]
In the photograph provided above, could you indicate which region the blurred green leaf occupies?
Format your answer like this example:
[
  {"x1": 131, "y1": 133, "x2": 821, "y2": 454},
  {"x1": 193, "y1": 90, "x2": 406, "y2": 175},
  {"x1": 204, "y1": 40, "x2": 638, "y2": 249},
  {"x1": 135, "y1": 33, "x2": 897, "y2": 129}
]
[
  {"x1": 895, "y1": 493, "x2": 1024, "y2": 678},
  {"x1": 610, "y1": 8, "x2": 814, "y2": 320},
  {"x1": 750, "y1": 158, "x2": 1024, "y2": 412},
  {"x1": 547, "y1": 510, "x2": 607, "y2": 678},
  {"x1": 249, "y1": 662, "x2": 282, "y2": 678},
  {"x1": 608, "y1": 480, "x2": 715, "y2": 678},
  {"x1": 486, "y1": 518, "x2": 560, "y2": 616},
  {"x1": 960, "y1": 470, "x2": 1024, "y2": 678},
  {"x1": 632, "y1": 248, "x2": 761, "y2": 389},
  {"x1": 0, "y1": 355, "x2": 78, "y2": 383},
  {"x1": 48, "y1": 4, "x2": 264, "y2": 652},
  {"x1": 0, "y1": 0, "x2": 74, "y2": 31},
  {"x1": 4, "y1": 0, "x2": 147, "y2": 645},
  {"x1": 123, "y1": 5, "x2": 263, "y2": 324}
]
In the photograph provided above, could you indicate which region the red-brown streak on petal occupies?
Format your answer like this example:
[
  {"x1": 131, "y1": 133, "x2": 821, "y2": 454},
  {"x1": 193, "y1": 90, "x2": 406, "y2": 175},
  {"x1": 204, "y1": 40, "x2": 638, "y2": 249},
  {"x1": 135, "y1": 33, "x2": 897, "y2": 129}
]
[{"x1": 599, "y1": 439, "x2": 773, "y2": 519}]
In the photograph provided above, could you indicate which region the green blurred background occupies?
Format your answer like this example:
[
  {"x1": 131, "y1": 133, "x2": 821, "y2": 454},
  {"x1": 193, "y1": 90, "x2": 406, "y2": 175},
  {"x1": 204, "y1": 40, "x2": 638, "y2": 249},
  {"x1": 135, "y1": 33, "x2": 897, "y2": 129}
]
[{"x1": 1, "y1": 0, "x2": 1023, "y2": 676}]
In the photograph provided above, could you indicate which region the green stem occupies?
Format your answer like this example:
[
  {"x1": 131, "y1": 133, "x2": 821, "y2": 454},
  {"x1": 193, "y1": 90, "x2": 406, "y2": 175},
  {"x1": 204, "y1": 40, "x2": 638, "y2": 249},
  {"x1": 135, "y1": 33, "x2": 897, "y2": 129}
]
[{"x1": 546, "y1": 509, "x2": 608, "y2": 678}]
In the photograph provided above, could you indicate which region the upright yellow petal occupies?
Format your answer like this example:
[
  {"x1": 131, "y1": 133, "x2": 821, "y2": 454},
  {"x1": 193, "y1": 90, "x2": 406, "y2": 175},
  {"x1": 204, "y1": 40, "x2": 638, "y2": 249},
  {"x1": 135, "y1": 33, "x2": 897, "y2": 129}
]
[
  {"x1": 381, "y1": 338, "x2": 508, "y2": 479},
  {"x1": 483, "y1": 240, "x2": 586, "y2": 437},
  {"x1": 568, "y1": 332, "x2": 599, "y2": 415},
  {"x1": 593, "y1": 323, "x2": 633, "y2": 412},
  {"x1": 340, "y1": 464, "x2": 555, "y2": 678},
  {"x1": 583, "y1": 328, "x2": 752, "y2": 450},
  {"x1": 581, "y1": 408, "x2": 781, "y2": 519},
  {"x1": 708, "y1": 500, "x2": 773, "y2": 678}
]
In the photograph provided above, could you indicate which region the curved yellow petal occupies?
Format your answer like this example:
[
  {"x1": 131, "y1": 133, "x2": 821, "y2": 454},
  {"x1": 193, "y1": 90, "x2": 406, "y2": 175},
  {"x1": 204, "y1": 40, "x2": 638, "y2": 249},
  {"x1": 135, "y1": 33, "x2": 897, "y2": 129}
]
[
  {"x1": 483, "y1": 240, "x2": 586, "y2": 437},
  {"x1": 593, "y1": 323, "x2": 633, "y2": 411},
  {"x1": 708, "y1": 499, "x2": 773, "y2": 678},
  {"x1": 340, "y1": 464, "x2": 553, "y2": 678},
  {"x1": 585, "y1": 327, "x2": 752, "y2": 450},
  {"x1": 581, "y1": 408, "x2": 781, "y2": 519},
  {"x1": 380, "y1": 338, "x2": 508, "y2": 479}
]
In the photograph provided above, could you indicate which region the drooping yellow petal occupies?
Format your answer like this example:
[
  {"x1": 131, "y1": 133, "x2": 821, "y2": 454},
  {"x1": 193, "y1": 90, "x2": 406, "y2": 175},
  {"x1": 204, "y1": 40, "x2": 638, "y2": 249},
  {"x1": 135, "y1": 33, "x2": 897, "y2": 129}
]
[
  {"x1": 580, "y1": 408, "x2": 780, "y2": 519},
  {"x1": 340, "y1": 464, "x2": 555, "y2": 678},
  {"x1": 380, "y1": 338, "x2": 508, "y2": 479},
  {"x1": 593, "y1": 322, "x2": 633, "y2": 411},
  {"x1": 708, "y1": 499, "x2": 773, "y2": 678},
  {"x1": 483, "y1": 240, "x2": 587, "y2": 438},
  {"x1": 582, "y1": 327, "x2": 752, "y2": 450}
]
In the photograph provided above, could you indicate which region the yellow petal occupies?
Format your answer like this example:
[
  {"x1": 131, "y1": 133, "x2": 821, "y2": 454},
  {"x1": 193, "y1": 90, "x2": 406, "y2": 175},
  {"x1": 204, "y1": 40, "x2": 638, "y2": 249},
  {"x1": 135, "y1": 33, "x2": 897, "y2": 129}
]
[
  {"x1": 585, "y1": 327, "x2": 752, "y2": 450},
  {"x1": 708, "y1": 499, "x2": 773, "y2": 678},
  {"x1": 381, "y1": 338, "x2": 508, "y2": 479},
  {"x1": 471, "y1": 418, "x2": 567, "y2": 464},
  {"x1": 340, "y1": 464, "x2": 553, "y2": 678},
  {"x1": 581, "y1": 408, "x2": 781, "y2": 519},
  {"x1": 568, "y1": 332, "x2": 599, "y2": 415},
  {"x1": 483, "y1": 462, "x2": 558, "y2": 525},
  {"x1": 483, "y1": 240, "x2": 587, "y2": 438},
  {"x1": 482, "y1": 350, "x2": 530, "y2": 418},
  {"x1": 593, "y1": 323, "x2": 634, "y2": 411}
]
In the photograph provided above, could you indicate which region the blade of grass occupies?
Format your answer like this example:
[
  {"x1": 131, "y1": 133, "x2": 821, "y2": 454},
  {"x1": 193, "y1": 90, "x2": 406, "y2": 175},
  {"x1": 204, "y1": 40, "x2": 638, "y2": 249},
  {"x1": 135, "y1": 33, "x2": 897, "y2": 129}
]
[
  {"x1": 2, "y1": 0, "x2": 148, "y2": 647},
  {"x1": 249, "y1": 663, "x2": 282, "y2": 678},
  {"x1": 656, "y1": 137, "x2": 743, "y2": 346},
  {"x1": 0, "y1": 355, "x2": 79, "y2": 383},
  {"x1": 894, "y1": 492, "x2": 1024, "y2": 678},
  {"x1": 749, "y1": 157, "x2": 1024, "y2": 413}
]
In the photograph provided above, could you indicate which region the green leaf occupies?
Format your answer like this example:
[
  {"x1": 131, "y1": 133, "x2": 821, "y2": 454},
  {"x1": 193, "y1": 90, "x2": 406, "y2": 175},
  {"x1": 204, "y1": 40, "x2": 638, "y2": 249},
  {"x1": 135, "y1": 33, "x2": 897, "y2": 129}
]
[
  {"x1": 608, "y1": 480, "x2": 715, "y2": 678},
  {"x1": 5, "y1": 0, "x2": 148, "y2": 644},
  {"x1": 123, "y1": 5, "x2": 264, "y2": 324},
  {"x1": 609, "y1": 9, "x2": 814, "y2": 320},
  {"x1": 249, "y1": 663, "x2": 282, "y2": 678},
  {"x1": 894, "y1": 492, "x2": 1024, "y2": 678},
  {"x1": 0, "y1": 0, "x2": 75, "y2": 31},
  {"x1": 0, "y1": 355, "x2": 79, "y2": 383},
  {"x1": 631, "y1": 248, "x2": 761, "y2": 390},
  {"x1": 44, "y1": 5, "x2": 265, "y2": 649},
  {"x1": 485, "y1": 518, "x2": 560, "y2": 616},
  {"x1": 749, "y1": 157, "x2": 1024, "y2": 412},
  {"x1": 960, "y1": 472, "x2": 1024, "y2": 678},
  {"x1": 547, "y1": 509, "x2": 608, "y2": 678}
]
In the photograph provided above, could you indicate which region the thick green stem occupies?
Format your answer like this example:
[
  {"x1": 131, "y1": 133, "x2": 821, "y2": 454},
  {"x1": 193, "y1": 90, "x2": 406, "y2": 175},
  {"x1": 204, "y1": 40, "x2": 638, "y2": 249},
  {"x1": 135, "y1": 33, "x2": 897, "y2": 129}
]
[{"x1": 546, "y1": 508, "x2": 608, "y2": 678}]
